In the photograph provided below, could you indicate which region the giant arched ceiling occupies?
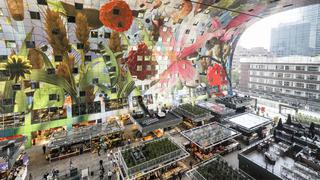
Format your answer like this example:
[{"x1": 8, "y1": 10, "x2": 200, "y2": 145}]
[{"x1": 0, "y1": 0, "x2": 319, "y2": 110}]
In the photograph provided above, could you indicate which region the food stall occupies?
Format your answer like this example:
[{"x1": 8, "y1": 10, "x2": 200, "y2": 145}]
[
  {"x1": 47, "y1": 120, "x2": 124, "y2": 161},
  {"x1": 215, "y1": 95, "x2": 254, "y2": 113},
  {"x1": 197, "y1": 100, "x2": 236, "y2": 121},
  {"x1": 181, "y1": 122, "x2": 241, "y2": 161},
  {"x1": 173, "y1": 103, "x2": 213, "y2": 129},
  {"x1": 0, "y1": 135, "x2": 28, "y2": 180},
  {"x1": 131, "y1": 111, "x2": 182, "y2": 135},
  {"x1": 186, "y1": 155, "x2": 253, "y2": 180},
  {"x1": 224, "y1": 113, "x2": 272, "y2": 145},
  {"x1": 117, "y1": 137, "x2": 189, "y2": 180}
]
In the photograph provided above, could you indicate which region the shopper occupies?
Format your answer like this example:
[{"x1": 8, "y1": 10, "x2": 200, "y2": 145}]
[
  {"x1": 69, "y1": 158, "x2": 73, "y2": 168},
  {"x1": 97, "y1": 145, "x2": 101, "y2": 156},
  {"x1": 42, "y1": 144, "x2": 46, "y2": 154},
  {"x1": 107, "y1": 170, "x2": 112, "y2": 180}
]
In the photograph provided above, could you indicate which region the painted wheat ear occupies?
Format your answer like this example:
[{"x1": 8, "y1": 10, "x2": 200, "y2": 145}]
[
  {"x1": 44, "y1": 8, "x2": 70, "y2": 56},
  {"x1": 76, "y1": 12, "x2": 90, "y2": 53}
]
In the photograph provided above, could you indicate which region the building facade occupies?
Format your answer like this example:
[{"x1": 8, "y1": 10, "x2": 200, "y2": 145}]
[
  {"x1": 239, "y1": 56, "x2": 320, "y2": 111},
  {"x1": 270, "y1": 4, "x2": 320, "y2": 57},
  {"x1": 233, "y1": 46, "x2": 272, "y2": 70}
]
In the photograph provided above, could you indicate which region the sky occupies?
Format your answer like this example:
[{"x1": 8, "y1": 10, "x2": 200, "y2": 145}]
[{"x1": 238, "y1": 7, "x2": 303, "y2": 50}]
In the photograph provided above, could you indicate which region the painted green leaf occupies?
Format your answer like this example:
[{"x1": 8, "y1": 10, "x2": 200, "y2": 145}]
[
  {"x1": 14, "y1": 90, "x2": 28, "y2": 113},
  {"x1": 121, "y1": 32, "x2": 131, "y2": 47},
  {"x1": 30, "y1": 70, "x2": 78, "y2": 104},
  {"x1": 18, "y1": 28, "x2": 34, "y2": 57},
  {"x1": 47, "y1": 0, "x2": 66, "y2": 14},
  {"x1": 33, "y1": 83, "x2": 65, "y2": 109}
]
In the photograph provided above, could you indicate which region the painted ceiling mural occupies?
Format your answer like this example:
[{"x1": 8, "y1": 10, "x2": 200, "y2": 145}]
[{"x1": 0, "y1": 0, "x2": 319, "y2": 115}]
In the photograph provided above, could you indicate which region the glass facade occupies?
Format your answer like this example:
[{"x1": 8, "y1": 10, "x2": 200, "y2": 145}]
[{"x1": 270, "y1": 4, "x2": 320, "y2": 57}]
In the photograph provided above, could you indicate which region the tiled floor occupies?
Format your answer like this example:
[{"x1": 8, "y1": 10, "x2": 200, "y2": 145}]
[
  {"x1": 27, "y1": 145, "x2": 119, "y2": 180},
  {"x1": 26, "y1": 123, "x2": 247, "y2": 180}
]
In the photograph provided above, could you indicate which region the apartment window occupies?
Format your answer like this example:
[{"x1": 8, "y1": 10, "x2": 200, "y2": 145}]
[
  {"x1": 266, "y1": 87, "x2": 273, "y2": 92},
  {"x1": 295, "y1": 66, "x2": 305, "y2": 71},
  {"x1": 75, "y1": 3, "x2": 83, "y2": 9},
  {"x1": 307, "y1": 66, "x2": 319, "y2": 72},
  {"x1": 5, "y1": 40, "x2": 16, "y2": 48},
  {"x1": 0, "y1": 55, "x2": 8, "y2": 61},
  {"x1": 294, "y1": 91, "x2": 302, "y2": 96},
  {"x1": 37, "y1": 0, "x2": 47, "y2": 5},
  {"x1": 284, "y1": 81, "x2": 290, "y2": 86},
  {"x1": 276, "y1": 65, "x2": 284, "y2": 70},
  {"x1": 137, "y1": 65, "x2": 142, "y2": 71},
  {"x1": 295, "y1": 82, "x2": 304, "y2": 88},
  {"x1": 306, "y1": 93, "x2": 317, "y2": 99},
  {"x1": 104, "y1": 32, "x2": 111, "y2": 38},
  {"x1": 285, "y1": 89, "x2": 292, "y2": 94},
  {"x1": 67, "y1": 16, "x2": 76, "y2": 23},
  {"x1": 269, "y1": 72, "x2": 275, "y2": 77},
  {"x1": 145, "y1": 56, "x2": 150, "y2": 61},
  {"x1": 146, "y1": 65, "x2": 151, "y2": 71},
  {"x1": 307, "y1": 84, "x2": 317, "y2": 90},
  {"x1": 275, "y1": 80, "x2": 283, "y2": 86},
  {"x1": 182, "y1": 63, "x2": 186, "y2": 69},
  {"x1": 295, "y1": 74, "x2": 304, "y2": 80},
  {"x1": 306, "y1": 75, "x2": 318, "y2": 81},
  {"x1": 277, "y1": 73, "x2": 283, "y2": 78},
  {"x1": 266, "y1": 79, "x2": 273, "y2": 84},
  {"x1": 137, "y1": 56, "x2": 143, "y2": 61},
  {"x1": 284, "y1": 66, "x2": 289, "y2": 70},
  {"x1": 91, "y1": 31, "x2": 98, "y2": 38},
  {"x1": 284, "y1": 73, "x2": 291, "y2": 78},
  {"x1": 30, "y1": 11, "x2": 41, "y2": 19},
  {"x1": 274, "y1": 88, "x2": 282, "y2": 93},
  {"x1": 258, "y1": 86, "x2": 264, "y2": 90}
]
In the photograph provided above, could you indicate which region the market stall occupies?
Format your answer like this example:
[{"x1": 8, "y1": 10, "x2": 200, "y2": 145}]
[
  {"x1": 47, "y1": 121, "x2": 124, "y2": 161},
  {"x1": 197, "y1": 100, "x2": 236, "y2": 121},
  {"x1": 181, "y1": 122, "x2": 241, "y2": 161},
  {"x1": 173, "y1": 103, "x2": 213, "y2": 128},
  {"x1": 0, "y1": 135, "x2": 28, "y2": 180},
  {"x1": 215, "y1": 95, "x2": 254, "y2": 112},
  {"x1": 186, "y1": 155, "x2": 253, "y2": 180},
  {"x1": 131, "y1": 111, "x2": 182, "y2": 134},
  {"x1": 224, "y1": 113, "x2": 272, "y2": 145},
  {"x1": 117, "y1": 137, "x2": 189, "y2": 179}
]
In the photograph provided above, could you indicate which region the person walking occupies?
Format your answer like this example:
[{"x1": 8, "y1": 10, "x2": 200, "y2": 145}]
[
  {"x1": 69, "y1": 158, "x2": 73, "y2": 168},
  {"x1": 29, "y1": 173, "x2": 32, "y2": 180},
  {"x1": 42, "y1": 144, "x2": 46, "y2": 154},
  {"x1": 97, "y1": 145, "x2": 101, "y2": 156}
]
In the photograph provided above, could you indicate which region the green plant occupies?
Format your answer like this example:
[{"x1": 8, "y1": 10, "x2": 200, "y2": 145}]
[{"x1": 122, "y1": 138, "x2": 179, "y2": 168}]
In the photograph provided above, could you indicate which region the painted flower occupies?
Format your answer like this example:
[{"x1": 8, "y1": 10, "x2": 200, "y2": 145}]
[{"x1": 99, "y1": 0, "x2": 133, "y2": 32}]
